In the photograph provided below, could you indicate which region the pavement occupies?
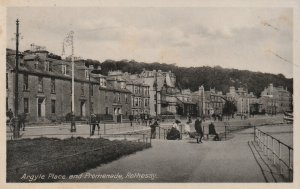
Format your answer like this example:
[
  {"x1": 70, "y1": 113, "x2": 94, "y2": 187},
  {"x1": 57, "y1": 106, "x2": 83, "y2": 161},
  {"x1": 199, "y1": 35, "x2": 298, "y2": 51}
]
[
  {"x1": 7, "y1": 122, "x2": 151, "y2": 140},
  {"x1": 65, "y1": 127, "x2": 269, "y2": 182}
]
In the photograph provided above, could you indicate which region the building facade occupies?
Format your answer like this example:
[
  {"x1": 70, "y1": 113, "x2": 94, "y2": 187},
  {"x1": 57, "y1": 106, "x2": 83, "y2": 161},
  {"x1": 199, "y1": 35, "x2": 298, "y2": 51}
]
[
  {"x1": 260, "y1": 83, "x2": 292, "y2": 114},
  {"x1": 6, "y1": 48, "x2": 132, "y2": 123}
]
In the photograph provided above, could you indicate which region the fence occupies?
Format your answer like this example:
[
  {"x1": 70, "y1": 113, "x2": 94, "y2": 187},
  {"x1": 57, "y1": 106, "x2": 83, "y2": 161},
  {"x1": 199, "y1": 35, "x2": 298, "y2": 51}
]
[{"x1": 254, "y1": 127, "x2": 293, "y2": 182}]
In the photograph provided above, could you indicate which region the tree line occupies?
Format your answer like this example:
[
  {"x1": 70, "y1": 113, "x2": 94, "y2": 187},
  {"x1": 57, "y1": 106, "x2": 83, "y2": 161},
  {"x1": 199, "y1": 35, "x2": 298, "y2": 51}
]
[{"x1": 99, "y1": 59, "x2": 293, "y2": 97}]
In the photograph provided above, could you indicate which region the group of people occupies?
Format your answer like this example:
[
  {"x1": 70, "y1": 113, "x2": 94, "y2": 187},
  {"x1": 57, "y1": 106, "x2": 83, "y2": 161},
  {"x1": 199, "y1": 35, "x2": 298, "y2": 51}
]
[
  {"x1": 129, "y1": 114, "x2": 153, "y2": 127},
  {"x1": 6, "y1": 109, "x2": 27, "y2": 132},
  {"x1": 164, "y1": 116, "x2": 220, "y2": 143}
]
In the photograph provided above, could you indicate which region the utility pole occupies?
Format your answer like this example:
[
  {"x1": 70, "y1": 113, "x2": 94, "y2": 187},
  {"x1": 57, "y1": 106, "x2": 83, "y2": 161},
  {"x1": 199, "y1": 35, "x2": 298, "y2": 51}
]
[
  {"x1": 14, "y1": 19, "x2": 19, "y2": 117},
  {"x1": 70, "y1": 31, "x2": 76, "y2": 132},
  {"x1": 155, "y1": 71, "x2": 158, "y2": 118}
]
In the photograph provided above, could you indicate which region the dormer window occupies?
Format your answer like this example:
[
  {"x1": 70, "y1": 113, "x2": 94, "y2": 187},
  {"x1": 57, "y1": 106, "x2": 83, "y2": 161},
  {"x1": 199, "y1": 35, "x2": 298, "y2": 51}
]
[
  {"x1": 85, "y1": 70, "x2": 89, "y2": 79},
  {"x1": 34, "y1": 62, "x2": 38, "y2": 69},
  {"x1": 49, "y1": 62, "x2": 53, "y2": 72},
  {"x1": 100, "y1": 77, "x2": 107, "y2": 88},
  {"x1": 120, "y1": 81, "x2": 126, "y2": 89},
  {"x1": 44, "y1": 61, "x2": 49, "y2": 71},
  {"x1": 62, "y1": 65, "x2": 67, "y2": 75}
]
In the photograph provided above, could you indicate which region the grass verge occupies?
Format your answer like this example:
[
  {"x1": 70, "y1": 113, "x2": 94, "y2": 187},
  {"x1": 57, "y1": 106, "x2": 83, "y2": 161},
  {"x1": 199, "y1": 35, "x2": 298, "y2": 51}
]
[{"x1": 7, "y1": 137, "x2": 150, "y2": 182}]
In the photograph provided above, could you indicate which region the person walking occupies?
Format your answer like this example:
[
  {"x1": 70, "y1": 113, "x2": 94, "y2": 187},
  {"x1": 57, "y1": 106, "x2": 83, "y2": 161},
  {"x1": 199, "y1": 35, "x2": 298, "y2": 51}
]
[
  {"x1": 7, "y1": 109, "x2": 13, "y2": 121},
  {"x1": 194, "y1": 117, "x2": 203, "y2": 143},
  {"x1": 150, "y1": 119, "x2": 159, "y2": 139},
  {"x1": 90, "y1": 114, "x2": 99, "y2": 136},
  {"x1": 129, "y1": 114, "x2": 134, "y2": 127}
]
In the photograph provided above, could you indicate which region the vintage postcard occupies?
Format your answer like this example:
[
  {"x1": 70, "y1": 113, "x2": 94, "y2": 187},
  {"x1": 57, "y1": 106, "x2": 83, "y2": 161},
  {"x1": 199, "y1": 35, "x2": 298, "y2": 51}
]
[{"x1": 0, "y1": 0, "x2": 299, "y2": 189}]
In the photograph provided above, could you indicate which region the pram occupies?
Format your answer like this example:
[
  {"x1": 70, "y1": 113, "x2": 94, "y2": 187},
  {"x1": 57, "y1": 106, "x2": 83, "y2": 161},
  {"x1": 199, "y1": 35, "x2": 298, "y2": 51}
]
[{"x1": 166, "y1": 127, "x2": 181, "y2": 140}]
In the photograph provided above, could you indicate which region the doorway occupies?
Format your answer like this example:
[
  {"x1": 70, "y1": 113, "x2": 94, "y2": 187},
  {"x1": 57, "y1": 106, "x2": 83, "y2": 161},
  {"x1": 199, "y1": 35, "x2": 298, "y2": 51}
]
[
  {"x1": 80, "y1": 101, "x2": 86, "y2": 117},
  {"x1": 37, "y1": 98, "x2": 45, "y2": 117}
]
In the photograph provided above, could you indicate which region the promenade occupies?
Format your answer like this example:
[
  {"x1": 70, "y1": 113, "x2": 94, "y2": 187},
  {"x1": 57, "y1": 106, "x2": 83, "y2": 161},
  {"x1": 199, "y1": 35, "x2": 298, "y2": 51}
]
[{"x1": 67, "y1": 127, "x2": 267, "y2": 182}]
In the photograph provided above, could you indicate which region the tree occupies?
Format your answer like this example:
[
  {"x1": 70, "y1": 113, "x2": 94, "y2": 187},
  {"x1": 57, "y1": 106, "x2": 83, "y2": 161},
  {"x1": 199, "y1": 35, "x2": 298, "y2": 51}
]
[{"x1": 222, "y1": 101, "x2": 237, "y2": 119}]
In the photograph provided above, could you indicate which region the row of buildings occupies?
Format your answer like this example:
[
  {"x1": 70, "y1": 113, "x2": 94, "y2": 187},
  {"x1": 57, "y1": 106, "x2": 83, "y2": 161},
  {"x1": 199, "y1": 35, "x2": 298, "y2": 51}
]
[{"x1": 6, "y1": 46, "x2": 293, "y2": 123}]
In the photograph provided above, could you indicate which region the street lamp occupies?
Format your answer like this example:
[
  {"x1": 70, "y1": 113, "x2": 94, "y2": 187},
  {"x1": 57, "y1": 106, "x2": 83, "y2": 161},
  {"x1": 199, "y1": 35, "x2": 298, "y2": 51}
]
[
  {"x1": 77, "y1": 64, "x2": 101, "y2": 136},
  {"x1": 13, "y1": 19, "x2": 20, "y2": 139}
]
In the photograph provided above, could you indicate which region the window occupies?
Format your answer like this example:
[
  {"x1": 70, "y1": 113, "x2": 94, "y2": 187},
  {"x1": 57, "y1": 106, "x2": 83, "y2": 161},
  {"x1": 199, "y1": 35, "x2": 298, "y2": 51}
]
[
  {"x1": 81, "y1": 83, "x2": 84, "y2": 96},
  {"x1": 134, "y1": 86, "x2": 138, "y2": 94},
  {"x1": 24, "y1": 98, "x2": 29, "y2": 113},
  {"x1": 6, "y1": 73, "x2": 8, "y2": 89},
  {"x1": 105, "y1": 107, "x2": 109, "y2": 115},
  {"x1": 135, "y1": 97, "x2": 138, "y2": 107},
  {"x1": 44, "y1": 61, "x2": 49, "y2": 71},
  {"x1": 113, "y1": 92, "x2": 116, "y2": 102},
  {"x1": 91, "y1": 102, "x2": 94, "y2": 113},
  {"x1": 38, "y1": 76, "x2": 43, "y2": 92},
  {"x1": 85, "y1": 70, "x2": 89, "y2": 79},
  {"x1": 132, "y1": 96, "x2": 134, "y2": 107},
  {"x1": 51, "y1": 78, "x2": 55, "y2": 93},
  {"x1": 51, "y1": 100, "x2": 56, "y2": 114},
  {"x1": 62, "y1": 65, "x2": 67, "y2": 75},
  {"x1": 91, "y1": 84, "x2": 94, "y2": 96},
  {"x1": 125, "y1": 94, "x2": 128, "y2": 104},
  {"x1": 117, "y1": 93, "x2": 120, "y2": 102},
  {"x1": 49, "y1": 62, "x2": 53, "y2": 72},
  {"x1": 23, "y1": 74, "x2": 28, "y2": 90}
]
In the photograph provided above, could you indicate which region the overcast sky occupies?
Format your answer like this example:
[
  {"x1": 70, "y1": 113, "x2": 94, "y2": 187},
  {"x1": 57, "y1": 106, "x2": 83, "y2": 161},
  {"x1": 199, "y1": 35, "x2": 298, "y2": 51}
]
[{"x1": 7, "y1": 7, "x2": 293, "y2": 78}]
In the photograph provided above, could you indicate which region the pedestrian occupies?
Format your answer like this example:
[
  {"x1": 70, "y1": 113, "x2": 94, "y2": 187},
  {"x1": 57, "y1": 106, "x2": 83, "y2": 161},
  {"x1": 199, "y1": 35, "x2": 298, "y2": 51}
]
[
  {"x1": 172, "y1": 120, "x2": 180, "y2": 130},
  {"x1": 208, "y1": 122, "x2": 220, "y2": 141},
  {"x1": 184, "y1": 121, "x2": 191, "y2": 139},
  {"x1": 90, "y1": 114, "x2": 99, "y2": 136},
  {"x1": 187, "y1": 114, "x2": 192, "y2": 123},
  {"x1": 7, "y1": 109, "x2": 13, "y2": 121},
  {"x1": 194, "y1": 117, "x2": 203, "y2": 143},
  {"x1": 150, "y1": 119, "x2": 159, "y2": 139},
  {"x1": 145, "y1": 114, "x2": 148, "y2": 126},
  {"x1": 19, "y1": 113, "x2": 27, "y2": 131},
  {"x1": 129, "y1": 114, "x2": 134, "y2": 126}
]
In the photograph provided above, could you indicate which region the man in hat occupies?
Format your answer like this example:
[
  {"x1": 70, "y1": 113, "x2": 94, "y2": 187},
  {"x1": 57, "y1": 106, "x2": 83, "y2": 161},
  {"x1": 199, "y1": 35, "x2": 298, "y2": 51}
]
[
  {"x1": 194, "y1": 117, "x2": 203, "y2": 143},
  {"x1": 150, "y1": 119, "x2": 159, "y2": 139},
  {"x1": 91, "y1": 113, "x2": 99, "y2": 136}
]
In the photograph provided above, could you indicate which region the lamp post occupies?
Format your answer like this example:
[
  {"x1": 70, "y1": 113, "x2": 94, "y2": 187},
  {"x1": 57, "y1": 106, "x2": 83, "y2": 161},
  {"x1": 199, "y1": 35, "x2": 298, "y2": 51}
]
[
  {"x1": 78, "y1": 65, "x2": 101, "y2": 136},
  {"x1": 13, "y1": 19, "x2": 20, "y2": 139}
]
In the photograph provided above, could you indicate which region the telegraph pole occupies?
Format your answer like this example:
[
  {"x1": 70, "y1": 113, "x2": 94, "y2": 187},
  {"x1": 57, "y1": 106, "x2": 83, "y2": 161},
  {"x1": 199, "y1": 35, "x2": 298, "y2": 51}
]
[
  {"x1": 155, "y1": 71, "x2": 158, "y2": 118},
  {"x1": 15, "y1": 19, "x2": 19, "y2": 118},
  {"x1": 70, "y1": 31, "x2": 76, "y2": 132}
]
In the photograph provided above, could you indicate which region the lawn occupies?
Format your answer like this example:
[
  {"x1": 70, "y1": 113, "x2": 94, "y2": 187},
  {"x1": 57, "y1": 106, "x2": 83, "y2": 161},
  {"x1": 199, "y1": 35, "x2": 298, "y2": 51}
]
[{"x1": 7, "y1": 137, "x2": 150, "y2": 182}]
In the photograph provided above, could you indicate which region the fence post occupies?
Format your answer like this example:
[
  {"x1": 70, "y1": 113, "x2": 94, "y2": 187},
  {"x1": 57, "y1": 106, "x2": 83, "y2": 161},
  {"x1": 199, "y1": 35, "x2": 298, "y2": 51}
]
[
  {"x1": 279, "y1": 142, "x2": 282, "y2": 175},
  {"x1": 180, "y1": 125, "x2": 183, "y2": 140},
  {"x1": 272, "y1": 138, "x2": 275, "y2": 164},
  {"x1": 225, "y1": 124, "x2": 227, "y2": 140},
  {"x1": 164, "y1": 129, "x2": 166, "y2": 139},
  {"x1": 158, "y1": 127, "x2": 161, "y2": 139},
  {"x1": 266, "y1": 135, "x2": 269, "y2": 159},
  {"x1": 288, "y1": 148, "x2": 291, "y2": 182},
  {"x1": 253, "y1": 125, "x2": 256, "y2": 141},
  {"x1": 104, "y1": 123, "x2": 106, "y2": 135}
]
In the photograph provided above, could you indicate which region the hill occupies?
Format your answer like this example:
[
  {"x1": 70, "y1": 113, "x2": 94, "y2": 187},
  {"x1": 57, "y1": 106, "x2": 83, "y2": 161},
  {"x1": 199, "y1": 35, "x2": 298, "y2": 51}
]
[{"x1": 99, "y1": 60, "x2": 293, "y2": 97}]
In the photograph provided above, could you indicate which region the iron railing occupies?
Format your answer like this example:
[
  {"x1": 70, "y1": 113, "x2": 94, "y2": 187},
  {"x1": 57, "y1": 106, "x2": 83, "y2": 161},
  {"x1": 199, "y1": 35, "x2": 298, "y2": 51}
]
[{"x1": 254, "y1": 127, "x2": 293, "y2": 181}]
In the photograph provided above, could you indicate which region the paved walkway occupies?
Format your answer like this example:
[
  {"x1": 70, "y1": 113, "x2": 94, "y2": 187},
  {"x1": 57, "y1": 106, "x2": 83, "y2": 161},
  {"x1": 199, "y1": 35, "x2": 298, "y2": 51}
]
[
  {"x1": 67, "y1": 128, "x2": 267, "y2": 182},
  {"x1": 7, "y1": 123, "x2": 150, "y2": 140}
]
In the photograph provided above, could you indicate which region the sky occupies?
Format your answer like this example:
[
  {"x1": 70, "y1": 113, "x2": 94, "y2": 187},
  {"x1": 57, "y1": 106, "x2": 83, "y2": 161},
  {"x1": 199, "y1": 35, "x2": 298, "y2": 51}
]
[{"x1": 6, "y1": 7, "x2": 293, "y2": 78}]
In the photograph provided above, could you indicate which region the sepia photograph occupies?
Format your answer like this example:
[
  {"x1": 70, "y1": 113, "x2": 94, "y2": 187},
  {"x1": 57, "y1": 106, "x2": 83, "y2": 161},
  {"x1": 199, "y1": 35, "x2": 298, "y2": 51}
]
[{"x1": 1, "y1": 0, "x2": 298, "y2": 187}]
